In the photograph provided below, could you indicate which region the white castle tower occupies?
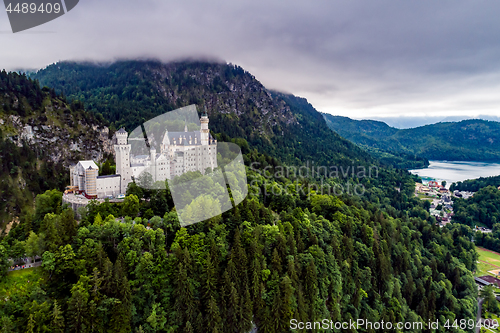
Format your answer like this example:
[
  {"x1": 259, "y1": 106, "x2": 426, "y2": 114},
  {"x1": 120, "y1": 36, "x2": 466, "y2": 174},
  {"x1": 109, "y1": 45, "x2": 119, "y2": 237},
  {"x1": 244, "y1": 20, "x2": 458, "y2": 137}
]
[
  {"x1": 200, "y1": 107, "x2": 210, "y2": 145},
  {"x1": 114, "y1": 128, "x2": 132, "y2": 193},
  {"x1": 69, "y1": 105, "x2": 219, "y2": 200},
  {"x1": 150, "y1": 148, "x2": 156, "y2": 181}
]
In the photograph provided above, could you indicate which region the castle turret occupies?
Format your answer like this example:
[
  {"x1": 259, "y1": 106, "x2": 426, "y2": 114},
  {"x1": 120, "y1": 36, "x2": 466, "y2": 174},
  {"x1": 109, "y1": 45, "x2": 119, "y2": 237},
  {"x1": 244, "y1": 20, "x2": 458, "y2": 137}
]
[
  {"x1": 114, "y1": 128, "x2": 132, "y2": 193},
  {"x1": 150, "y1": 148, "x2": 156, "y2": 181},
  {"x1": 161, "y1": 128, "x2": 170, "y2": 154},
  {"x1": 200, "y1": 106, "x2": 209, "y2": 145},
  {"x1": 85, "y1": 166, "x2": 98, "y2": 197}
]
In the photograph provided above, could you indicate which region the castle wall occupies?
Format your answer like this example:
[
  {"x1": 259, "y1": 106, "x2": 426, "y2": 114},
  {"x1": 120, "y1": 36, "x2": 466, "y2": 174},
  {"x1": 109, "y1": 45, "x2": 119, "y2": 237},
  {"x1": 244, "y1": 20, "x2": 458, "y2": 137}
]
[{"x1": 96, "y1": 175, "x2": 121, "y2": 198}]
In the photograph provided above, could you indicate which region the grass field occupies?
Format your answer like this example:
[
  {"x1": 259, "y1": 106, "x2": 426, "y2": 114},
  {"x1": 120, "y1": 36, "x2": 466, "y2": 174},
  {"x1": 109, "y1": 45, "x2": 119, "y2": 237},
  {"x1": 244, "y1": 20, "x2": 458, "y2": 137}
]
[
  {"x1": 476, "y1": 247, "x2": 500, "y2": 277},
  {"x1": 0, "y1": 267, "x2": 42, "y2": 299},
  {"x1": 416, "y1": 193, "x2": 434, "y2": 201}
]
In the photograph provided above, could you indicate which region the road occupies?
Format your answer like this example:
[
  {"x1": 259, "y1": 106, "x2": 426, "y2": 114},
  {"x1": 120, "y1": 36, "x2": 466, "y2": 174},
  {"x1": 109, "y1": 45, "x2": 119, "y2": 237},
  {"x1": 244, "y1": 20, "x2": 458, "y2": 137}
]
[
  {"x1": 476, "y1": 298, "x2": 484, "y2": 333},
  {"x1": 7, "y1": 260, "x2": 42, "y2": 272}
]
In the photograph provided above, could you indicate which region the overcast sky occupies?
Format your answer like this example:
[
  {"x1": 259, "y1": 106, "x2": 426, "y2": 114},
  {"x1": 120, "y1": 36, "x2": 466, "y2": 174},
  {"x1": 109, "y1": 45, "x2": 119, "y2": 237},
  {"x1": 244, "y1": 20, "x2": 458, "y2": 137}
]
[{"x1": 1, "y1": 0, "x2": 500, "y2": 119}]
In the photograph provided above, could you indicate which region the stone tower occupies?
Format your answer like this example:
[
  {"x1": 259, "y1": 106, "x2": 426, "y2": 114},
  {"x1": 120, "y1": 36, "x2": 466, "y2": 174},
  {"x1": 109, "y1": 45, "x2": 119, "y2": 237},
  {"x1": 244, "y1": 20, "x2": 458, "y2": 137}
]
[
  {"x1": 114, "y1": 128, "x2": 131, "y2": 193},
  {"x1": 150, "y1": 148, "x2": 156, "y2": 181},
  {"x1": 200, "y1": 106, "x2": 209, "y2": 145}
]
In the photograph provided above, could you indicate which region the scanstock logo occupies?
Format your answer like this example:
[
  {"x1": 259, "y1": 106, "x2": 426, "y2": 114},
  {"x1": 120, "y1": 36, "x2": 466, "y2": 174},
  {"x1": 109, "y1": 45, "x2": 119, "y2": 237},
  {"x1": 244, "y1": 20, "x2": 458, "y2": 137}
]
[
  {"x1": 129, "y1": 105, "x2": 248, "y2": 227},
  {"x1": 3, "y1": 0, "x2": 79, "y2": 33}
]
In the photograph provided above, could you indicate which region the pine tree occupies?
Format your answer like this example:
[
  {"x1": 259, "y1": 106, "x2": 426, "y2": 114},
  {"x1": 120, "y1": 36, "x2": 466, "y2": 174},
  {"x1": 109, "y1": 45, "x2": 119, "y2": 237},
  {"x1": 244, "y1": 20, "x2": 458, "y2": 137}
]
[
  {"x1": 190, "y1": 311, "x2": 201, "y2": 333},
  {"x1": 296, "y1": 286, "x2": 308, "y2": 330},
  {"x1": 270, "y1": 282, "x2": 282, "y2": 333},
  {"x1": 226, "y1": 283, "x2": 240, "y2": 333},
  {"x1": 225, "y1": 255, "x2": 238, "y2": 284},
  {"x1": 109, "y1": 292, "x2": 132, "y2": 331},
  {"x1": 52, "y1": 300, "x2": 65, "y2": 333},
  {"x1": 286, "y1": 257, "x2": 299, "y2": 286},
  {"x1": 184, "y1": 321, "x2": 193, "y2": 333},
  {"x1": 68, "y1": 277, "x2": 90, "y2": 332},
  {"x1": 250, "y1": 257, "x2": 262, "y2": 301},
  {"x1": 481, "y1": 285, "x2": 499, "y2": 313},
  {"x1": 240, "y1": 288, "x2": 253, "y2": 333},
  {"x1": 232, "y1": 228, "x2": 248, "y2": 289},
  {"x1": 286, "y1": 233, "x2": 297, "y2": 256},
  {"x1": 271, "y1": 248, "x2": 282, "y2": 274},
  {"x1": 27, "y1": 314, "x2": 35, "y2": 333},
  {"x1": 280, "y1": 275, "x2": 295, "y2": 330},
  {"x1": 206, "y1": 296, "x2": 222, "y2": 333},
  {"x1": 304, "y1": 259, "x2": 318, "y2": 321},
  {"x1": 204, "y1": 255, "x2": 217, "y2": 303},
  {"x1": 40, "y1": 213, "x2": 59, "y2": 252},
  {"x1": 220, "y1": 270, "x2": 231, "y2": 320},
  {"x1": 101, "y1": 257, "x2": 114, "y2": 295},
  {"x1": 276, "y1": 232, "x2": 287, "y2": 259},
  {"x1": 59, "y1": 208, "x2": 77, "y2": 244},
  {"x1": 94, "y1": 212, "x2": 103, "y2": 226},
  {"x1": 0, "y1": 315, "x2": 14, "y2": 333},
  {"x1": 257, "y1": 305, "x2": 272, "y2": 333},
  {"x1": 175, "y1": 262, "x2": 196, "y2": 326}
]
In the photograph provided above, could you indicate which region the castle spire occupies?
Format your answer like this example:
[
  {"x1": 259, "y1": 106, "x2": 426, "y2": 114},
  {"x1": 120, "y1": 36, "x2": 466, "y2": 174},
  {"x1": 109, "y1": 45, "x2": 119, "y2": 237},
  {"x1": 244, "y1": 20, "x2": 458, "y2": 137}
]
[{"x1": 200, "y1": 105, "x2": 210, "y2": 145}]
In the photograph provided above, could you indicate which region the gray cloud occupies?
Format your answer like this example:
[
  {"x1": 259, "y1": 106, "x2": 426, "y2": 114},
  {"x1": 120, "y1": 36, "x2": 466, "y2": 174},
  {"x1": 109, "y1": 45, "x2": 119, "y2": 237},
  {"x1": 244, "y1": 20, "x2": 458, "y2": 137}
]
[{"x1": 1, "y1": 0, "x2": 500, "y2": 118}]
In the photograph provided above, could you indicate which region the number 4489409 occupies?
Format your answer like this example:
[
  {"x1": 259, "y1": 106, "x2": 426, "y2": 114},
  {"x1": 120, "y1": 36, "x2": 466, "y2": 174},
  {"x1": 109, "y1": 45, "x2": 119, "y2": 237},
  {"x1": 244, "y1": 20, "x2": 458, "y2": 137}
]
[{"x1": 5, "y1": 2, "x2": 62, "y2": 14}]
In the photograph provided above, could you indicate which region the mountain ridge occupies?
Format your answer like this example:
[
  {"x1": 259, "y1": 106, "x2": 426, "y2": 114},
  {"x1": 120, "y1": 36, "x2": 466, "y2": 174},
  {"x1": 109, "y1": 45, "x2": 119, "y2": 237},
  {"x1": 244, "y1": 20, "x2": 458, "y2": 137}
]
[
  {"x1": 0, "y1": 70, "x2": 112, "y2": 226},
  {"x1": 360, "y1": 115, "x2": 500, "y2": 129},
  {"x1": 323, "y1": 113, "x2": 500, "y2": 162},
  {"x1": 32, "y1": 60, "x2": 376, "y2": 169}
]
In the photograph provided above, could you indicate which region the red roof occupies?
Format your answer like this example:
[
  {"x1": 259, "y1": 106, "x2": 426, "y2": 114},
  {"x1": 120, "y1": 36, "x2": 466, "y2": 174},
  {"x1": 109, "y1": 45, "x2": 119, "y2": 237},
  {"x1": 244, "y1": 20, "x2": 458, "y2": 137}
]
[{"x1": 478, "y1": 275, "x2": 500, "y2": 287}]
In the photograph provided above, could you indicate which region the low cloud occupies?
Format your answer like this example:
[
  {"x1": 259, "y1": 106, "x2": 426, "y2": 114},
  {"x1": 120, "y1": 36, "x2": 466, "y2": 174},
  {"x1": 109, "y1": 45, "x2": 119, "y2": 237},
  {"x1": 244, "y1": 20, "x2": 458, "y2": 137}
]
[{"x1": 1, "y1": 0, "x2": 500, "y2": 119}]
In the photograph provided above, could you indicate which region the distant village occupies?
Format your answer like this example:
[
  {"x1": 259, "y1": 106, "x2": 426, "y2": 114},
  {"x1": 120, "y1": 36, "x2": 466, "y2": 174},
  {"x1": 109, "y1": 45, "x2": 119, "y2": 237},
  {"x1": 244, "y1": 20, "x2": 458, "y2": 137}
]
[{"x1": 415, "y1": 181, "x2": 492, "y2": 232}]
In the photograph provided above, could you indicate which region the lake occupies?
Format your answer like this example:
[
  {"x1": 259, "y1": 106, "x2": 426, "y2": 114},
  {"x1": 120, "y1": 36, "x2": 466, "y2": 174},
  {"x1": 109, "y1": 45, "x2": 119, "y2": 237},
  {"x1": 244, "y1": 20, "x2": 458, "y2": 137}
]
[{"x1": 409, "y1": 161, "x2": 500, "y2": 188}]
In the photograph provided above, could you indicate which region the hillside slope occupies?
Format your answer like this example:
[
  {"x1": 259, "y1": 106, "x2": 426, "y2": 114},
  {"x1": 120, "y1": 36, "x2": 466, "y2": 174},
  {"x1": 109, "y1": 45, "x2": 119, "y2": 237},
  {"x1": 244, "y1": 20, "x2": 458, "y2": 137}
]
[
  {"x1": 324, "y1": 114, "x2": 500, "y2": 161},
  {"x1": 0, "y1": 71, "x2": 112, "y2": 227},
  {"x1": 33, "y1": 60, "x2": 374, "y2": 168},
  {"x1": 0, "y1": 62, "x2": 480, "y2": 333},
  {"x1": 33, "y1": 60, "x2": 429, "y2": 207}
]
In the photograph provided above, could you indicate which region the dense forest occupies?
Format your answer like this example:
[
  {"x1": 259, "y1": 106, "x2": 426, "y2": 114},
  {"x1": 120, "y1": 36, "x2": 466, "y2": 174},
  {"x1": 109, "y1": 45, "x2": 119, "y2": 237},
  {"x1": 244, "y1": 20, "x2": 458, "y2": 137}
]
[
  {"x1": 323, "y1": 113, "x2": 500, "y2": 162},
  {"x1": 0, "y1": 153, "x2": 479, "y2": 332},
  {"x1": 453, "y1": 186, "x2": 500, "y2": 229},
  {"x1": 474, "y1": 225, "x2": 500, "y2": 254},
  {"x1": 0, "y1": 60, "x2": 482, "y2": 332},
  {"x1": 452, "y1": 186, "x2": 500, "y2": 254},
  {"x1": 451, "y1": 175, "x2": 500, "y2": 192},
  {"x1": 0, "y1": 71, "x2": 110, "y2": 227}
]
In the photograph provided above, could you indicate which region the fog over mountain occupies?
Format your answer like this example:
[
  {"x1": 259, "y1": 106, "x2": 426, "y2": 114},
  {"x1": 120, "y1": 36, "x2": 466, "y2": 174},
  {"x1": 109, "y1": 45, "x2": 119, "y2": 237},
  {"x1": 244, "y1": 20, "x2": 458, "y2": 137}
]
[
  {"x1": 2, "y1": 0, "x2": 500, "y2": 119},
  {"x1": 362, "y1": 115, "x2": 500, "y2": 129}
]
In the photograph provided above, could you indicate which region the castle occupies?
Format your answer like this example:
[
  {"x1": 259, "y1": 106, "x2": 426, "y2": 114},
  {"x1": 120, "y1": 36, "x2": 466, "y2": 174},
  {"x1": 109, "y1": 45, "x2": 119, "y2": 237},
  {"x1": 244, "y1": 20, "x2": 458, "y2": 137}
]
[{"x1": 69, "y1": 110, "x2": 217, "y2": 199}]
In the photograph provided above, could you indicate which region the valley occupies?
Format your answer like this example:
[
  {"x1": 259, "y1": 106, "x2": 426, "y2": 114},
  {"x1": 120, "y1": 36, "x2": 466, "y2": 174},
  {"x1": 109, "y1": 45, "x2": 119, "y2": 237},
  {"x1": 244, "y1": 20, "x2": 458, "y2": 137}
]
[{"x1": 323, "y1": 113, "x2": 500, "y2": 162}]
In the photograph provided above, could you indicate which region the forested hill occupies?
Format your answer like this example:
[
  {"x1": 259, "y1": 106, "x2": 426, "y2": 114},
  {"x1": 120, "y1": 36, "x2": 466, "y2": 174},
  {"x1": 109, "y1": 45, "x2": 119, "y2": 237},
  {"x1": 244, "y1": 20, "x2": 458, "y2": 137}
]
[
  {"x1": 451, "y1": 175, "x2": 500, "y2": 192},
  {"x1": 32, "y1": 60, "x2": 374, "y2": 168},
  {"x1": 323, "y1": 113, "x2": 500, "y2": 161},
  {"x1": 0, "y1": 71, "x2": 112, "y2": 227},
  {"x1": 0, "y1": 62, "x2": 481, "y2": 332}
]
